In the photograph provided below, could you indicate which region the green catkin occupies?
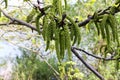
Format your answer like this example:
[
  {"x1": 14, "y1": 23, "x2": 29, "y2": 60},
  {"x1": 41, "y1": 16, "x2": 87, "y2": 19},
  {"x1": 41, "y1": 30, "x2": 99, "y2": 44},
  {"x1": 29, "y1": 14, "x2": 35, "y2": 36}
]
[
  {"x1": 58, "y1": 0, "x2": 62, "y2": 15},
  {"x1": 42, "y1": 15, "x2": 48, "y2": 40},
  {"x1": 105, "y1": 22, "x2": 110, "y2": 46},
  {"x1": 94, "y1": 12, "x2": 101, "y2": 35},
  {"x1": 64, "y1": 0, "x2": 67, "y2": 10},
  {"x1": 108, "y1": 14, "x2": 119, "y2": 46},
  {"x1": 70, "y1": 25, "x2": 75, "y2": 41},
  {"x1": 49, "y1": 20, "x2": 55, "y2": 40},
  {"x1": 35, "y1": 13, "x2": 43, "y2": 34},
  {"x1": 46, "y1": 40, "x2": 50, "y2": 51},
  {"x1": 94, "y1": 22, "x2": 100, "y2": 35},
  {"x1": 64, "y1": 24, "x2": 72, "y2": 60},
  {"x1": 55, "y1": 28, "x2": 60, "y2": 61},
  {"x1": 59, "y1": 30, "x2": 66, "y2": 59},
  {"x1": 52, "y1": 0, "x2": 58, "y2": 13},
  {"x1": 51, "y1": 19, "x2": 56, "y2": 36},
  {"x1": 108, "y1": 14, "x2": 118, "y2": 42},
  {"x1": 108, "y1": 14, "x2": 116, "y2": 41},
  {"x1": 45, "y1": 21, "x2": 53, "y2": 51},
  {"x1": 100, "y1": 14, "x2": 108, "y2": 39},
  {"x1": 45, "y1": 19, "x2": 56, "y2": 51},
  {"x1": 116, "y1": 48, "x2": 120, "y2": 70},
  {"x1": 52, "y1": 0, "x2": 62, "y2": 15},
  {"x1": 66, "y1": 16, "x2": 81, "y2": 45},
  {"x1": 77, "y1": 29, "x2": 81, "y2": 45}
]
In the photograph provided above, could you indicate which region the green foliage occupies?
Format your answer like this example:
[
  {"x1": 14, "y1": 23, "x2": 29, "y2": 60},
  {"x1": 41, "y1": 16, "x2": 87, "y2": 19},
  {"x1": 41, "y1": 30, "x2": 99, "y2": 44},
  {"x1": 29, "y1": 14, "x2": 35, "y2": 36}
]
[
  {"x1": 83, "y1": 61, "x2": 120, "y2": 80},
  {"x1": 58, "y1": 61, "x2": 84, "y2": 80},
  {"x1": 12, "y1": 49, "x2": 86, "y2": 80},
  {"x1": 0, "y1": 0, "x2": 120, "y2": 79},
  {"x1": 12, "y1": 49, "x2": 58, "y2": 80},
  {"x1": 32, "y1": 0, "x2": 82, "y2": 61},
  {"x1": 27, "y1": 0, "x2": 120, "y2": 62},
  {"x1": 93, "y1": 9, "x2": 120, "y2": 56}
]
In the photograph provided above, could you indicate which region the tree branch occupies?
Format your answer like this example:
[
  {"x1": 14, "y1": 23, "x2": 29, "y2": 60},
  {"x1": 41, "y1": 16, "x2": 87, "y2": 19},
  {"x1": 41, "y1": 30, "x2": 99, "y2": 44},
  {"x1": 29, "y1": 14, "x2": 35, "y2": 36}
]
[
  {"x1": 78, "y1": 4, "x2": 120, "y2": 27},
  {"x1": 71, "y1": 47, "x2": 104, "y2": 80},
  {"x1": 73, "y1": 47, "x2": 120, "y2": 61},
  {"x1": 0, "y1": 22, "x2": 31, "y2": 26},
  {"x1": 0, "y1": 7, "x2": 37, "y2": 31}
]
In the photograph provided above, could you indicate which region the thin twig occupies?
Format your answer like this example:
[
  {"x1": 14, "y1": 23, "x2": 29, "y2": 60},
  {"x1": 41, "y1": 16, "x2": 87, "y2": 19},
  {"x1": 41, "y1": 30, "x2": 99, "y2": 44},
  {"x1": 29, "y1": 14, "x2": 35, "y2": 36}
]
[
  {"x1": 0, "y1": 22, "x2": 43, "y2": 27},
  {"x1": 38, "y1": 54, "x2": 60, "y2": 76},
  {"x1": 73, "y1": 47, "x2": 119, "y2": 61},
  {"x1": 71, "y1": 47, "x2": 104, "y2": 80},
  {"x1": 0, "y1": 7, "x2": 37, "y2": 31}
]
